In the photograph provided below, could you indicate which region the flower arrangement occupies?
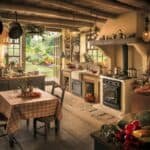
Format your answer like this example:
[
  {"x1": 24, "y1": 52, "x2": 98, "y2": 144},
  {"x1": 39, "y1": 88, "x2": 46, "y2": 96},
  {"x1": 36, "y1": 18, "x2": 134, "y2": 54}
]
[
  {"x1": 115, "y1": 120, "x2": 142, "y2": 150},
  {"x1": 99, "y1": 120, "x2": 150, "y2": 150},
  {"x1": 18, "y1": 79, "x2": 33, "y2": 97}
]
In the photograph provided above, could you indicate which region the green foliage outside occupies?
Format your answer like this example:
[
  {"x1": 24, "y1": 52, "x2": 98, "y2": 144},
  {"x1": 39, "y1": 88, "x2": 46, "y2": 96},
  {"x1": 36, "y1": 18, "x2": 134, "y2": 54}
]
[
  {"x1": 26, "y1": 32, "x2": 55, "y2": 65},
  {"x1": 25, "y1": 32, "x2": 60, "y2": 77}
]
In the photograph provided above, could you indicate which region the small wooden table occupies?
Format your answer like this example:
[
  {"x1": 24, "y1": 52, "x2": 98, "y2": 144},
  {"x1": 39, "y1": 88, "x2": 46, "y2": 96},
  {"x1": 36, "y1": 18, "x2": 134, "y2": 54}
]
[
  {"x1": 0, "y1": 88, "x2": 59, "y2": 147},
  {"x1": 0, "y1": 88, "x2": 59, "y2": 134}
]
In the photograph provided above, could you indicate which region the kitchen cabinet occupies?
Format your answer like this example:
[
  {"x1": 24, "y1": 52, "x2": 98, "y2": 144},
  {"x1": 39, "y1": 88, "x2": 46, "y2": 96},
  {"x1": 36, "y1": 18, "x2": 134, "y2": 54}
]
[
  {"x1": 0, "y1": 80, "x2": 9, "y2": 91},
  {"x1": 0, "y1": 75, "x2": 45, "y2": 91},
  {"x1": 62, "y1": 69, "x2": 72, "y2": 92}
]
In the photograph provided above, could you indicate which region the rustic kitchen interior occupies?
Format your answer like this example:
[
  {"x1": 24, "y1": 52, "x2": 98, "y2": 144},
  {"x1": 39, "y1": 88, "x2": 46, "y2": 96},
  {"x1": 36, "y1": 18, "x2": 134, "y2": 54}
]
[{"x1": 0, "y1": 0, "x2": 150, "y2": 150}]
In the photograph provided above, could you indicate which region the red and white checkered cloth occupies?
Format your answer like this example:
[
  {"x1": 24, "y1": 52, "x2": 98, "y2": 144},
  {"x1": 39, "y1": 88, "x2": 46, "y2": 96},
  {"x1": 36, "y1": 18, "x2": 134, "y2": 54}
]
[{"x1": 0, "y1": 88, "x2": 60, "y2": 134}]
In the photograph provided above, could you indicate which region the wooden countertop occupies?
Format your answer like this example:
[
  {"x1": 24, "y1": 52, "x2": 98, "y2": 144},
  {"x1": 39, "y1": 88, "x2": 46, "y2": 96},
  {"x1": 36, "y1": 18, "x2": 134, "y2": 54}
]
[
  {"x1": 62, "y1": 68, "x2": 79, "y2": 73},
  {"x1": 0, "y1": 74, "x2": 45, "y2": 81},
  {"x1": 81, "y1": 71, "x2": 99, "y2": 77}
]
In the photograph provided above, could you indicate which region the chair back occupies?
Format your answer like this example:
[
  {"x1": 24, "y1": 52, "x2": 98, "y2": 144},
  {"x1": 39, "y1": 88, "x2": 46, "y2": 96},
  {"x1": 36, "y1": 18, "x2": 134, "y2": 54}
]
[{"x1": 51, "y1": 81, "x2": 66, "y2": 105}]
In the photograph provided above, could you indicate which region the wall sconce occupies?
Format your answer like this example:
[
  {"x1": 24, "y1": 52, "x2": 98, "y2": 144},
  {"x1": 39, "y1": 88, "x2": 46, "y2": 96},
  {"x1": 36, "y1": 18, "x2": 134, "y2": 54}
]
[{"x1": 142, "y1": 16, "x2": 150, "y2": 42}]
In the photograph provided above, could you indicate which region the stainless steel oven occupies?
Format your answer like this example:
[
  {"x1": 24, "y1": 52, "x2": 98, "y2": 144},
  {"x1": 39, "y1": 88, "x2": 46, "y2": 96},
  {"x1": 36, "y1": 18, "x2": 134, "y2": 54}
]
[{"x1": 103, "y1": 79, "x2": 121, "y2": 110}]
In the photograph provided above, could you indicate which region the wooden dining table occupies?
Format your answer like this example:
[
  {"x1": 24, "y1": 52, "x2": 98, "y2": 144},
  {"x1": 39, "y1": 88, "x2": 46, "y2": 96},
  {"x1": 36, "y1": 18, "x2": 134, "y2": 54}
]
[{"x1": 0, "y1": 88, "x2": 60, "y2": 135}]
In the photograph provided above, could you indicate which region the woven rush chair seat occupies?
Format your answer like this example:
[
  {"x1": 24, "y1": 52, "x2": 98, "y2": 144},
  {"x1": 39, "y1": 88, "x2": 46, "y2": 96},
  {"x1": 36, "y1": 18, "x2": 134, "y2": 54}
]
[{"x1": 33, "y1": 81, "x2": 66, "y2": 139}]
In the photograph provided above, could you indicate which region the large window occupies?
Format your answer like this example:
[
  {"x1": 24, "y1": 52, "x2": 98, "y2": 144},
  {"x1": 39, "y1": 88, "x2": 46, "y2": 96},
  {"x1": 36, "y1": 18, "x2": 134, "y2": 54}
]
[
  {"x1": 86, "y1": 33, "x2": 107, "y2": 64},
  {"x1": 87, "y1": 49, "x2": 107, "y2": 63},
  {"x1": 6, "y1": 38, "x2": 21, "y2": 65}
]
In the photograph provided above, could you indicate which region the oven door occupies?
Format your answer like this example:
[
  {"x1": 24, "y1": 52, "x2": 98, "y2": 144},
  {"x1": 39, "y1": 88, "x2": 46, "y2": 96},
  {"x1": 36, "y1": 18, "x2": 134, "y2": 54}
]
[{"x1": 103, "y1": 83, "x2": 121, "y2": 110}]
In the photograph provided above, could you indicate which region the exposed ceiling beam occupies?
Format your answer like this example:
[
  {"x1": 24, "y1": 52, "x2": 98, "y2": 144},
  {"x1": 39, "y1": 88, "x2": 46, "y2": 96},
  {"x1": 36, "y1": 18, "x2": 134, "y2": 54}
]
[
  {"x1": 42, "y1": 27, "x2": 62, "y2": 32},
  {"x1": 117, "y1": 0, "x2": 150, "y2": 11},
  {"x1": 42, "y1": 0, "x2": 117, "y2": 19},
  {"x1": 0, "y1": 12, "x2": 94, "y2": 27},
  {"x1": 3, "y1": 19, "x2": 79, "y2": 31},
  {"x1": 73, "y1": 0, "x2": 138, "y2": 11},
  {"x1": 0, "y1": 2, "x2": 106, "y2": 23}
]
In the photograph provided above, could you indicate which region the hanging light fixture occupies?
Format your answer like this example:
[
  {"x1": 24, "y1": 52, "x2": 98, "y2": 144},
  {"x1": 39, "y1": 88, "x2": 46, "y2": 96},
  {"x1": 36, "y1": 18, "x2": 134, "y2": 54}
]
[
  {"x1": 142, "y1": 15, "x2": 150, "y2": 42},
  {"x1": 9, "y1": 11, "x2": 23, "y2": 39},
  {"x1": 0, "y1": 20, "x2": 3, "y2": 34},
  {"x1": 88, "y1": 11, "x2": 100, "y2": 40}
]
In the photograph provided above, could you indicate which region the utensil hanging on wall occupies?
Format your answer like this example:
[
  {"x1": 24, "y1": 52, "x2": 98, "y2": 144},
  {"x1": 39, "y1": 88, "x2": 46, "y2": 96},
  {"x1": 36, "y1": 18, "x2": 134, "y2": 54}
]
[
  {"x1": 9, "y1": 12, "x2": 23, "y2": 39},
  {"x1": 0, "y1": 21, "x2": 3, "y2": 34}
]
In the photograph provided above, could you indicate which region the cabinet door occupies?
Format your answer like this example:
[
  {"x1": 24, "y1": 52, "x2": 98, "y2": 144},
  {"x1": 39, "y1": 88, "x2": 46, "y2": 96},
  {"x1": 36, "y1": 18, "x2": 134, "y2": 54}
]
[
  {"x1": 0, "y1": 80, "x2": 9, "y2": 91},
  {"x1": 29, "y1": 77, "x2": 45, "y2": 90},
  {"x1": 72, "y1": 79, "x2": 82, "y2": 96},
  {"x1": 9, "y1": 79, "x2": 24, "y2": 90}
]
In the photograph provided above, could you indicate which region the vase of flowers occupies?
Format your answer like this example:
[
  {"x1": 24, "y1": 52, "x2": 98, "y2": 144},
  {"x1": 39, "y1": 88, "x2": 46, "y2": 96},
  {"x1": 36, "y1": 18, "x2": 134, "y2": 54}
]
[{"x1": 18, "y1": 79, "x2": 32, "y2": 97}]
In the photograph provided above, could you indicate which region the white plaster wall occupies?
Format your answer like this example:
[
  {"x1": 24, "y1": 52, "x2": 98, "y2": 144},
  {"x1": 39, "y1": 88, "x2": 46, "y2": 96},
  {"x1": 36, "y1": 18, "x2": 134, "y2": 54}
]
[
  {"x1": 80, "y1": 33, "x2": 86, "y2": 62},
  {"x1": 98, "y1": 12, "x2": 137, "y2": 38}
]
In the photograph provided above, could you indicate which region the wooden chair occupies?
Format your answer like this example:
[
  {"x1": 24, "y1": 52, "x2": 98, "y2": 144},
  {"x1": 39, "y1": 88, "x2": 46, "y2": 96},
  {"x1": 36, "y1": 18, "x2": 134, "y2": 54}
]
[
  {"x1": 0, "y1": 113, "x2": 7, "y2": 137},
  {"x1": 0, "y1": 113, "x2": 22, "y2": 149},
  {"x1": 33, "y1": 81, "x2": 66, "y2": 139}
]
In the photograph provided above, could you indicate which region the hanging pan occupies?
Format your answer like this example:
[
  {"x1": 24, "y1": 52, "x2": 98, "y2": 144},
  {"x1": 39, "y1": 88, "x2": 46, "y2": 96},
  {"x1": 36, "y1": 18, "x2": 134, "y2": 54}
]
[
  {"x1": 0, "y1": 21, "x2": 3, "y2": 34},
  {"x1": 9, "y1": 12, "x2": 23, "y2": 39}
]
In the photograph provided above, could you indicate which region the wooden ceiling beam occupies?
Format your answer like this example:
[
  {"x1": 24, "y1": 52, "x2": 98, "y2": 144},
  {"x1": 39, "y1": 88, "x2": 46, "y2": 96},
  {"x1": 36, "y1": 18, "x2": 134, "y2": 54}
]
[
  {"x1": 3, "y1": 19, "x2": 79, "y2": 31},
  {"x1": 0, "y1": 12, "x2": 94, "y2": 27},
  {"x1": 42, "y1": 27, "x2": 62, "y2": 32},
  {"x1": 0, "y1": 2, "x2": 106, "y2": 23},
  {"x1": 117, "y1": 0, "x2": 150, "y2": 11},
  {"x1": 73, "y1": 0, "x2": 138, "y2": 11},
  {"x1": 42, "y1": 0, "x2": 117, "y2": 19}
]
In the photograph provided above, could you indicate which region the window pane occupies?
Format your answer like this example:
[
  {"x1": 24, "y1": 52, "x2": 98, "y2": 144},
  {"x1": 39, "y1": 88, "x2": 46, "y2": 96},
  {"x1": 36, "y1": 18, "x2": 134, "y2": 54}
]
[
  {"x1": 14, "y1": 39, "x2": 19, "y2": 43},
  {"x1": 9, "y1": 57, "x2": 19, "y2": 64},
  {"x1": 8, "y1": 48, "x2": 14, "y2": 56},
  {"x1": 14, "y1": 49, "x2": 20, "y2": 56},
  {"x1": 88, "y1": 50, "x2": 92, "y2": 56},
  {"x1": 14, "y1": 44, "x2": 19, "y2": 49}
]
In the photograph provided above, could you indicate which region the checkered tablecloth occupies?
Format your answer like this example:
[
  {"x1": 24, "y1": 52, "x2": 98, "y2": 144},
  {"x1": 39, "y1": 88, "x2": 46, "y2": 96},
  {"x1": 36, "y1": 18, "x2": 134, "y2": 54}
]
[{"x1": 0, "y1": 88, "x2": 59, "y2": 134}]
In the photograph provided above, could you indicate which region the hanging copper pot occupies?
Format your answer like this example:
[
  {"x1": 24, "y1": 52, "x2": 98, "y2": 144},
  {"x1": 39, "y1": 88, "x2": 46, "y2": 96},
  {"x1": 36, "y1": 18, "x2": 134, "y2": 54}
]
[
  {"x1": 9, "y1": 12, "x2": 23, "y2": 39},
  {"x1": 0, "y1": 21, "x2": 3, "y2": 34}
]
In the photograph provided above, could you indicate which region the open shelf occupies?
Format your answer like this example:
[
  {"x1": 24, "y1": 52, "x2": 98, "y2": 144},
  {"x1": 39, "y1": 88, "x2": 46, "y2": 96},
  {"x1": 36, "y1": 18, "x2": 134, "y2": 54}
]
[{"x1": 91, "y1": 38, "x2": 147, "y2": 46}]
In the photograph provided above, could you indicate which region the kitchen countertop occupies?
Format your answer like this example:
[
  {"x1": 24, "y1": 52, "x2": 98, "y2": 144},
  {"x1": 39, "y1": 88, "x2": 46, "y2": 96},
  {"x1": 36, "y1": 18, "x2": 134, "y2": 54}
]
[
  {"x1": 0, "y1": 74, "x2": 45, "y2": 80},
  {"x1": 100, "y1": 75, "x2": 134, "y2": 82}
]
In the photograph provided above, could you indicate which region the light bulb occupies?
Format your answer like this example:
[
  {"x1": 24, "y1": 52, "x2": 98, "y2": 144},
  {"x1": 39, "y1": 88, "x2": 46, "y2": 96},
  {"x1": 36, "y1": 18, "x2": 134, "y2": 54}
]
[{"x1": 142, "y1": 31, "x2": 150, "y2": 42}]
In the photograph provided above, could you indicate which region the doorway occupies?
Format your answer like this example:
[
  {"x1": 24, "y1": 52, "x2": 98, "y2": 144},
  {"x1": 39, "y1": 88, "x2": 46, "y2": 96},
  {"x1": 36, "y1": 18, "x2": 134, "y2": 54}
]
[{"x1": 25, "y1": 31, "x2": 62, "y2": 81}]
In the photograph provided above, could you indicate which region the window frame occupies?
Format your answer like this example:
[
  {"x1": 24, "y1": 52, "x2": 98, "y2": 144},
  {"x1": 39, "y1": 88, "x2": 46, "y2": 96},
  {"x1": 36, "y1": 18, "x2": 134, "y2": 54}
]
[{"x1": 6, "y1": 38, "x2": 22, "y2": 65}]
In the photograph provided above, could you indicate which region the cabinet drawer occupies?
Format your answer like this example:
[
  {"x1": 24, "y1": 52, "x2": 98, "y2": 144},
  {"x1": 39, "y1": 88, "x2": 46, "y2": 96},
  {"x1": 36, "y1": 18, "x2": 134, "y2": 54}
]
[{"x1": 0, "y1": 80, "x2": 9, "y2": 91}]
